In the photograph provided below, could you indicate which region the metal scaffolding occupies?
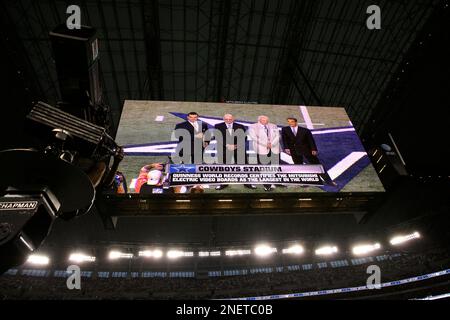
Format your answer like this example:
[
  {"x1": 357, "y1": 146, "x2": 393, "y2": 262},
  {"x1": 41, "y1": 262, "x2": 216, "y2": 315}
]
[{"x1": 1, "y1": 0, "x2": 440, "y2": 133}]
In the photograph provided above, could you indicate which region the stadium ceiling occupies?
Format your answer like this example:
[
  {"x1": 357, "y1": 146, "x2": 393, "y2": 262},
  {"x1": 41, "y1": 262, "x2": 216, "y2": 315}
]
[{"x1": 1, "y1": 0, "x2": 441, "y2": 134}]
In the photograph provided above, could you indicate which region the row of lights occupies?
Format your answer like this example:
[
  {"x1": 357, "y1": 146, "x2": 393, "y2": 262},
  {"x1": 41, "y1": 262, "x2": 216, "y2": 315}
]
[{"x1": 25, "y1": 232, "x2": 420, "y2": 266}]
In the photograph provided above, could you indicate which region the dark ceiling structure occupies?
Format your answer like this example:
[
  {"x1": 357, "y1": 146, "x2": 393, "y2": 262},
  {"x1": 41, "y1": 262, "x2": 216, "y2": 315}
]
[{"x1": 0, "y1": 0, "x2": 441, "y2": 134}]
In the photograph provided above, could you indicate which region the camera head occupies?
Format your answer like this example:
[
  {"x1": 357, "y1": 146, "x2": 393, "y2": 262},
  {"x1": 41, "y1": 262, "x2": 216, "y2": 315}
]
[{"x1": 0, "y1": 148, "x2": 95, "y2": 274}]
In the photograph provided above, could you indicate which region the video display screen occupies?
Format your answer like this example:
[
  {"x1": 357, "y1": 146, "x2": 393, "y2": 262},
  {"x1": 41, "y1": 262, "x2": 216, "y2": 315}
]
[{"x1": 115, "y1": 101, "x2": 384, "y2": 194}]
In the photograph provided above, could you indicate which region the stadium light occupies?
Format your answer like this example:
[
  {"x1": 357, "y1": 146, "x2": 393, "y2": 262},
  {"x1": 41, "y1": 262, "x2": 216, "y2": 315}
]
[
  {"x1": 69, "y1": 253, "x2": 96, "y2": 263},
  {"x1": 138, "y1": 250, "x2": 163, "y2": 259},
  {"x1": 282, "y1": 245, "x2": 305, "y2": 255},
  {"x1": 315, "y1": 246, "x2": 338, "y2": 256},
  {"x1": 199, "y1": 251, "x2": 221, "y2": 257},
  {"x1": 225, "y1": 249, "x2": 251, "y2": 256},
  {"x1": 27, "y1": 254, "x2": 50, "y2": 265},
  {"x1": 254, "y1": 245, "x2": 277, "y2": 257},
  {"x1": 167, "y1": 250, "x2": 194, "y2": 259},
  {"x1": 390, "y1": 232, "x2": 421, "y2": 246},
  {"x1": 352, "y1": 243, "x2": 381, "y2": 256},
  {"x1": 108, "y1": 250, "x2": 134, "y2": 260},
  {"x1": 167, "y1": 250, "x2": 183, "y2": 259}
]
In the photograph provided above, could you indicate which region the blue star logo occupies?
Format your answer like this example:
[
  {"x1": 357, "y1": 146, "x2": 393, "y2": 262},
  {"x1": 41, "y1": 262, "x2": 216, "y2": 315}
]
[{"x1": 170, "y1": 164, "x2": 197, "y2": 174}]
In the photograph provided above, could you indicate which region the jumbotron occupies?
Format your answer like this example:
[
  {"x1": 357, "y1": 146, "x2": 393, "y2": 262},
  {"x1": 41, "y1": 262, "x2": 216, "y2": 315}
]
[{"x1": 198, "y1": 166, "x2": 283, "y2": 172}]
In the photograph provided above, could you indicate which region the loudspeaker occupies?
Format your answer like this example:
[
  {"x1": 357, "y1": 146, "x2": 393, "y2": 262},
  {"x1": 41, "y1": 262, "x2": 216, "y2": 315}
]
[{"x1": 50, "y1": 25, "x2": 101, "y2": 113}]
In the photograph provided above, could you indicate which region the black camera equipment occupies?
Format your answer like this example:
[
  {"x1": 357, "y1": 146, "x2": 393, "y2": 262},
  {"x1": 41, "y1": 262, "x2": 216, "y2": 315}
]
[{"x1": 0, "y1": 25, "x2": 123, "y2": 274}]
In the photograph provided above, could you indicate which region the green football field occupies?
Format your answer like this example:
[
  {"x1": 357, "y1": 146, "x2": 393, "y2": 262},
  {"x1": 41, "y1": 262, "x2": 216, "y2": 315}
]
[{"x1": 115, "y1": 100, "x2": 385, "y2": 193}]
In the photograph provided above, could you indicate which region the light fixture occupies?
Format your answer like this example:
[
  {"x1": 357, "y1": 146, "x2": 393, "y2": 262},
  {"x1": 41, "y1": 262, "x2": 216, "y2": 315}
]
[
  {"x1": 225, "y1": 249, "x2": 251, "y2": 256},
  {"x1": 108, "y1": 251, "x2": 134, "y2": 260},
  {"x1": 390, "y1": 232, "x2": 421, "y2": 246},
  {"x1": 138, "y1": 250, "x2": 163, "y2": 259},
  {"x1": 167, "y1": 250, "x2": 194, "y2": 259},
  {"x1": 69, "y1": 253, "x2": 96, "y2": 263},
  {"x1": 254, "y1": 245, "x2": 277, "y2": 257},
  {"x1": 282, "y1": 245, "x2": 304, "y2": 255},
  {"x1": 315, "y1": 246, "x2": 338, "y2": 256},
  {"x1": 27, "y1": 254, "x2": 50, "y2": 265},
  {"x1": 352, "y1": 243, "x2": 381, "y2": 256}
]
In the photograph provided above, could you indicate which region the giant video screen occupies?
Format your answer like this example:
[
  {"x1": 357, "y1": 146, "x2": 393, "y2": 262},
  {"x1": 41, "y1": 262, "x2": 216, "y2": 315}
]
[{"x1": 115, "y1": 101, "x2": 384, "y2": 194}]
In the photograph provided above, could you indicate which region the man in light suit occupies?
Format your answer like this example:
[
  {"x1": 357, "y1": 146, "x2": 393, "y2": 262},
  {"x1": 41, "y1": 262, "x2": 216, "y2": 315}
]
[{"x1": 249, "y1": 115, "x2": 280, "y2": 191}]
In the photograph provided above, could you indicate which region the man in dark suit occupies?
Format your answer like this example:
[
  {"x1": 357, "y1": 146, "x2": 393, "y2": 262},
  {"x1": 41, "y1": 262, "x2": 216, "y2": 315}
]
[
  {"x1": 281, "y1": 117, "x2": 336, "y2": 186},
  {"x1": 214, "y1": 114, "x2": 256, "y2": 190},
  {"x1": 174, "y1": 112, "x2": 210, "y2": 164},
  {"x1": 282, "y1": 117, "x2": 319, "y2": 165}
]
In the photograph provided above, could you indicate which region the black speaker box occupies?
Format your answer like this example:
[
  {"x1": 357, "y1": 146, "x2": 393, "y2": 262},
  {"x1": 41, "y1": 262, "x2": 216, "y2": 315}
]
[{"x1": 50, "y1": 24, "x2": 101, "y2": 111}]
